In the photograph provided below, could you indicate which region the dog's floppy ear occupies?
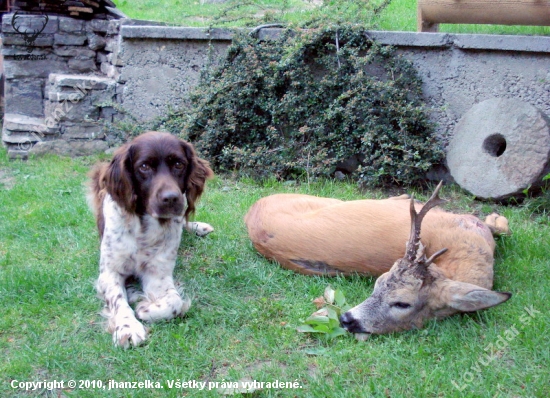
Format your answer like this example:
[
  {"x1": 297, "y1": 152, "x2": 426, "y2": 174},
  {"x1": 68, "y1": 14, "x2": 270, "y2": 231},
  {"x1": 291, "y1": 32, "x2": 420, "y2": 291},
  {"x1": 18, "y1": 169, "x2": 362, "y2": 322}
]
[
  {"x1": 181, "y1": 141, "x2": 213, "y2": 219},
  {"x1": 104, "y1": 144, "x2": 137, "y2": 213}
]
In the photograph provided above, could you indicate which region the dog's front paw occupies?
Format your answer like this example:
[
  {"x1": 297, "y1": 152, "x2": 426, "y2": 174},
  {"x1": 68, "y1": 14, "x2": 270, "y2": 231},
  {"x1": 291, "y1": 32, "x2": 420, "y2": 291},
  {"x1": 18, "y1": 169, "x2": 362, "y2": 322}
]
[
  {"x1": 136, "y1": 295, "x2": 191, "y2": 322},
  {"x1": 112, "y1": 319, "x2": 148, "y2": 349},
  {"x1": 187, "y1": 221, "x2": 214, "y2": 237}
]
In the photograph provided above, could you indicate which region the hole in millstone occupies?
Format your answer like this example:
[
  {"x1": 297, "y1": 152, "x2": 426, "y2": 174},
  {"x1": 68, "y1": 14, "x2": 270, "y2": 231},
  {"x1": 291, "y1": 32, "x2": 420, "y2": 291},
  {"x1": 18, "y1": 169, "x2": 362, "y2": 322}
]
[{"x1": 482, "y1": 134, "x2": 507, "y2": 157}]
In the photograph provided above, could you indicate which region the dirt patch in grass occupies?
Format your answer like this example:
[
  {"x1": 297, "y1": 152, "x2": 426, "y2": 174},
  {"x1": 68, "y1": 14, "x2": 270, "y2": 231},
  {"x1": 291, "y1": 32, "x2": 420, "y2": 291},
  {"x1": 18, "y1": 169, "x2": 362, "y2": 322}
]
[{"x1": 0, "y1": 168, "x2": 16, "y2": 190}]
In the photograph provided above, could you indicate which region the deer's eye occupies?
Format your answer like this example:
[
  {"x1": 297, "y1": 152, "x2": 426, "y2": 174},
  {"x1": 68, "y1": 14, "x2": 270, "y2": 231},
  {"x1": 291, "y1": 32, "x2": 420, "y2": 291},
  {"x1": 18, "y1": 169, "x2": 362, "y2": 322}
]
[{"x1": 391, "y1": 302, "x2": 412, "y2": 309}]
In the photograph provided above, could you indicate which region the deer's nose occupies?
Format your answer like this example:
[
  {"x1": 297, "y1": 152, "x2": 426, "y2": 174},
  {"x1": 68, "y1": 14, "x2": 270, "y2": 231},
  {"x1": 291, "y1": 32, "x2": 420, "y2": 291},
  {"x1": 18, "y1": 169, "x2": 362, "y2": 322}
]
[{"x1": 339, "y1": 312, "x2": 363, "y2": 333}]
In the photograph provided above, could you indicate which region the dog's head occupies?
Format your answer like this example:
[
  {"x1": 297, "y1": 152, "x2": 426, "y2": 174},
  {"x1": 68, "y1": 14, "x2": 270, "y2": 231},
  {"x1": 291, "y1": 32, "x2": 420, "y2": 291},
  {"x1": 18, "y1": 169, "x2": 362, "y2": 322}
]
[{"x1": 105, "y1": 131, "x2": 213, "y2": 219}]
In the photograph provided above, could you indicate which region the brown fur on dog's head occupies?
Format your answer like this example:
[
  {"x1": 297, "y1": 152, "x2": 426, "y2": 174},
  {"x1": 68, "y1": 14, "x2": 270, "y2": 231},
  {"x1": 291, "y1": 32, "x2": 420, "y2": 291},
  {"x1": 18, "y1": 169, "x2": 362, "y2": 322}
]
[{"x1": 88, "y1": 132, "x2": 213, "y2": 239}]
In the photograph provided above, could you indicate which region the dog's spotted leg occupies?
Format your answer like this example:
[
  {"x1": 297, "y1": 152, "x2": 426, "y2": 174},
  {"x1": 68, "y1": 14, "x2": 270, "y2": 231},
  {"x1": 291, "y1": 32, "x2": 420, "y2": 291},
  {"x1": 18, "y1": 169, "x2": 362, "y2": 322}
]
[
  {"x1": 135, "y1": 273, "x2": 191, "y2": 322},
  {"x1": 96, "y1": 271, "x2": 148, "y2": 348}
]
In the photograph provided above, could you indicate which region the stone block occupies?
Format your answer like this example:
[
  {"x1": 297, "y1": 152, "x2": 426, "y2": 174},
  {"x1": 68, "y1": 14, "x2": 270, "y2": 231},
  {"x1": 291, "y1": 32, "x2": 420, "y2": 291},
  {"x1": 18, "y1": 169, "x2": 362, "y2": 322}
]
[
  {"x1": 104, "y1": 37, "x2": 119, "y2": 53},
  {"x1": 29, "y1": 139, "x2": 109, "y2": 157},
  {"x1": 4, "y1": 78, "x2": 44, "y2": 117},
  {"x1": 2, "y1": 46, "x2": 51, "y2": 56},
  {"x1": 61, "y1": 123, "x2": 105, "y2": 140},
  {"x1": 3, "y1": 58, "x2": 69, "y2": 79},
  {"x1": 100, "y1": 62, "x2": 120, "y2": 79},
  {"x1": 2, "y1": 129, "x2": 53, "y2": 147},
  {"x1": 53, "y1": 46, "x2": 95, "y2": 58},
  {"x1": 68, "y1": 57, "x2": 98, "y2": 72},
  {"x1": 107, "y1": 52, "x2": 124, "y2": 66},
  {"x1": 87, "y1": 33, "x2": 106, "y2": 50},
  {"x1": 59, "y1": 17, "x2": 84, "y2": 33},
  {"x1": 2, "y1": 14, "x2": 58, "y2": 34},
  {"x1": 89, "y1": 86, "x2": 117, "y2": 105},
  {"x1": 96, "y1": 51, "x2": 108, "y2": 64},
  {"x1": 2, "y1": 33, "x2": 53, "y2": 47},
  {"x1": 49, "y1": 73, "x2": 115, "y2": 90},
  {"x1": 7, "y1": 148, "x2": 29, "y2": 160},
  {"x1": 2, "y1": 113, "x2": 57, "y2": 135},
  {"x1": 54, "y1": 33, "x2": 87, "y2": 46},
  {"x1": 106, "y1": 20, "x2": 122, "y2": 35},
  {"x1": 46, "y1": 87, "x2": 88, "y2": 102},
  {"x1": 45, "y1": 98, "x2": 100, "y2": 123},
  {"x1": 100, "y1": 106, "x2": 118, "y2": 122},
  {"x1": 88, "y1": 19, "x2": 110, "y2": 33}
]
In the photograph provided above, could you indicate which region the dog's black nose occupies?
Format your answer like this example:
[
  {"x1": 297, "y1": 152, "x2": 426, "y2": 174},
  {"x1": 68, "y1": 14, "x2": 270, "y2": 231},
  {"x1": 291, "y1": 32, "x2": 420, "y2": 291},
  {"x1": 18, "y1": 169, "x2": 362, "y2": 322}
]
[
  {"x1": 339, "y1": 312, "x2": 362, "y2": 333},
  {"x1": 160, "y1": 191, "x2": 181, "y2": 205}
]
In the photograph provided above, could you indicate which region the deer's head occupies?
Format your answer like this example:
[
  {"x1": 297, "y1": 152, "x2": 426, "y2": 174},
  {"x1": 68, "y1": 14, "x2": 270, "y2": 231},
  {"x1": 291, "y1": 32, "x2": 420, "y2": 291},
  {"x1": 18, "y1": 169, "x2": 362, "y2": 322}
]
[{"x1": 340, "y1": 182, "x2": 511, "y2": 337}]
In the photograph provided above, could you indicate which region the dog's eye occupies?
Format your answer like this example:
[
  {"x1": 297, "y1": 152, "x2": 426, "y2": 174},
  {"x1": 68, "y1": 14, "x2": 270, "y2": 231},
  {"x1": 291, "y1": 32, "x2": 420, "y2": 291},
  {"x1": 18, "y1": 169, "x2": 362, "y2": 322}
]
[
  {"x1": 139, "y1": 163, "x2": 151, "y2": 173},
  {"x1": 391, "y1": 302, "x2": 412, "y2": 309},
  {"x1": 174, "y1": 162, "x2": 184, "y2": 170}
]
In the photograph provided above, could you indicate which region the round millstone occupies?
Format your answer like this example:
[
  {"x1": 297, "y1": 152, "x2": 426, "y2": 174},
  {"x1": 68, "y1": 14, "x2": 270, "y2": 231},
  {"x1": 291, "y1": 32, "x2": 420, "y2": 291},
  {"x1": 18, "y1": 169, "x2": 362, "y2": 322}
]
[{"x1": 447, "y1": 98, "x2": 550, "y2": 200}]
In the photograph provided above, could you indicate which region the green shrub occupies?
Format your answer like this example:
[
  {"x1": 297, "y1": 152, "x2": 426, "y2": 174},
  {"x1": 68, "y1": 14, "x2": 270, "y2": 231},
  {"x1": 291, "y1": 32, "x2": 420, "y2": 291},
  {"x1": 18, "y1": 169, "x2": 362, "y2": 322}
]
[{"x1": 183, "y1": 26, "x2": 443, "y2": 187}]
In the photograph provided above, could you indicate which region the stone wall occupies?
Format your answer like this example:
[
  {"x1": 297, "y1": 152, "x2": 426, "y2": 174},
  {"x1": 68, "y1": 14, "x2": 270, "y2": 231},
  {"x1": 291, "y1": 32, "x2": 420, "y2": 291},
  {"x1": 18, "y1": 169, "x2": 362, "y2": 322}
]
[
  {"x1": 1, "y1": 13, "x2": 123, "y2": 159},
  {"x1": 2, "y1": 20, "x2": 550, "y2": 168}
]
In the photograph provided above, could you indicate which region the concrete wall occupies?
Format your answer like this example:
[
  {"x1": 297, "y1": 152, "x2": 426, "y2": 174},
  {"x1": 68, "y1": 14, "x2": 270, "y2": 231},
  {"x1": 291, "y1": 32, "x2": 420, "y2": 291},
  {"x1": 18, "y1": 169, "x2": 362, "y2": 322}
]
[
  {"x1": 118, "y1": 28, "x2": 230, "y2": 122},
  {"x1": 118, "y1": 27, "x2": 550, "y2": 144}
]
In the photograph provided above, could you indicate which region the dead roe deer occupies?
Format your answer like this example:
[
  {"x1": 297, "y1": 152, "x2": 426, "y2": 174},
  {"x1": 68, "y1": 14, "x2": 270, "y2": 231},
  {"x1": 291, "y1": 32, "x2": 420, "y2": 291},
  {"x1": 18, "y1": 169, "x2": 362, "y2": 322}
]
[{"x1": 245, "y1": 182, "x2": 511, "y2": 337}]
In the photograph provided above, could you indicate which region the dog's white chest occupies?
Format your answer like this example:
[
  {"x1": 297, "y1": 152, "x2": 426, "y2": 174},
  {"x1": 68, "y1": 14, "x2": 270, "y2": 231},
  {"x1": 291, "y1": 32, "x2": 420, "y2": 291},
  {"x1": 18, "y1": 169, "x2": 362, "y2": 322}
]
[{"x1": 100, "y1": 195, "x2": 183, "y2": 275}]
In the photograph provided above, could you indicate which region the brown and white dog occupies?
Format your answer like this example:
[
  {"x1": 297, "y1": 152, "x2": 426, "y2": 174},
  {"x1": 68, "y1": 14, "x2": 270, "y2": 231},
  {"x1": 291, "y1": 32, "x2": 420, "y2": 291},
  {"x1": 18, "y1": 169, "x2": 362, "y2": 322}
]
[{"x1": 88, "y1": 131, "x2": 213, "y2": 348}]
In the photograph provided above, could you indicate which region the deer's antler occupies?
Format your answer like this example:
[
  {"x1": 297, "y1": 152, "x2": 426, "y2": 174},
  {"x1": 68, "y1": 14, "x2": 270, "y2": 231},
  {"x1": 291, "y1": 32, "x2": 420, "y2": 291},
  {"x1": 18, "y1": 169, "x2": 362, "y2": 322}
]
[
  {"x1": 405, "y1": 181, "x2": 448, "y2": 268},
  {"x1": 11, "y1": 12, "x2": 49, "y2": 43}
]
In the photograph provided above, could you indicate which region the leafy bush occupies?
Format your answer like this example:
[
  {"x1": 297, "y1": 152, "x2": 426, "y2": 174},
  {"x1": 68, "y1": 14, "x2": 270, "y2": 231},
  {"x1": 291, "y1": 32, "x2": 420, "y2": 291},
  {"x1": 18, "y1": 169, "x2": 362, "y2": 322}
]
[{"x1": 183, "y1": 26, "x2": 443, "y2": 187}]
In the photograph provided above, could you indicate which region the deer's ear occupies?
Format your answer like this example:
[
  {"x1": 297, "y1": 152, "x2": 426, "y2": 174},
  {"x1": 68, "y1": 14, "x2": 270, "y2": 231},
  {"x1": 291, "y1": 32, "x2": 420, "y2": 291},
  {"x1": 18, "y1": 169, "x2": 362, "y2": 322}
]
[{"x1": 440, "y1": 280, "x2": 511, "y2": 312}]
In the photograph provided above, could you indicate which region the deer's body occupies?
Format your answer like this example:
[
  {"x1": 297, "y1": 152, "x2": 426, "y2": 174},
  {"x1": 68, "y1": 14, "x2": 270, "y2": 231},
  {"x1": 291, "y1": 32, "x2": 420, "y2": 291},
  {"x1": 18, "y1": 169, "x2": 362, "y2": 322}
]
[
  {"x1": 246, "y1": 193, "x2": 498, "y2": 287},
  {"x1": 245, "y1": 187, "x2": 511, "y2": 336}
]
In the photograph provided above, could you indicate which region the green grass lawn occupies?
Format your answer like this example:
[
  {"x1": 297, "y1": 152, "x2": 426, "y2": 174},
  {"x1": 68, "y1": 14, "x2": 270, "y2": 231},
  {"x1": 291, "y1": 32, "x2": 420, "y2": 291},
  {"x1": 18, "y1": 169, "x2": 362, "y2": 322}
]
[
  {"x1": 1, "y1": 147, "x2": 549, "y2": 397},
  {"x1": 113, "y1": 0, "x2": 550, "y2": 35}
]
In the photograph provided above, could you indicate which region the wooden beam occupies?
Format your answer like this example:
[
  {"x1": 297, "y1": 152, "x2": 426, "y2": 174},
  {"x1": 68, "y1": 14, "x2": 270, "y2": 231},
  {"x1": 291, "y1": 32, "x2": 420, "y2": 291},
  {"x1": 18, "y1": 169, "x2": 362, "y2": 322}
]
[
  {"x1": 68, "y1": 6, "x2": 93, "y2": 13},
  {"x1": 418, "y1": 0, "x2": 550, "y2": 32}
]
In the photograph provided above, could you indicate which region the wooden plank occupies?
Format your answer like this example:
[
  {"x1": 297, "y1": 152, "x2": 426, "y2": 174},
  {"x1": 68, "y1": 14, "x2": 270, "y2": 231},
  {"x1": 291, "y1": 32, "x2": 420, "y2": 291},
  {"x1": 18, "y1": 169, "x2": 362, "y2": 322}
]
[
  {"x1": 418, "y1": 0, "x2": 550, "y2": 32},
  {"x1": 68, "y1": 6, "x2": 93, "y2": 13},
  {"x1": 81, "y1": 0, "x2": 100, "y2": 8}
]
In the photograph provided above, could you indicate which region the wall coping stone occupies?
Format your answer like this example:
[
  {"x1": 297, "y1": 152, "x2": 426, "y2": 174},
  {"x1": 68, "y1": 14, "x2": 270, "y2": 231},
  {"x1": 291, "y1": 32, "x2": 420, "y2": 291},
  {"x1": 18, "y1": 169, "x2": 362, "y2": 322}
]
[{"x1": 119, "y1": 25, "x2": 550, "y2": 53}]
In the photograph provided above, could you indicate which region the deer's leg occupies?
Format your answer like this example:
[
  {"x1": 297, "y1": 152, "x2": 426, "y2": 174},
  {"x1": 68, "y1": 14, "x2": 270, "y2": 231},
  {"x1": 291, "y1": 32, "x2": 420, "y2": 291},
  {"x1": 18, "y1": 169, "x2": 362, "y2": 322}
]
[{"x1": 484, "y1": 213, "x2": 510, "y2": 236}]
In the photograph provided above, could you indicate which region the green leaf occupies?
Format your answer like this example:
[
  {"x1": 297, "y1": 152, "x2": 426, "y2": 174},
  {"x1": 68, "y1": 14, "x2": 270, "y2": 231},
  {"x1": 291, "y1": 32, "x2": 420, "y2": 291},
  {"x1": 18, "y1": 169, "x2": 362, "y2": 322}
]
[
  {"x1": 304, "y1": 315, "x2": 330, "y2": 325},
  {"x1": 328, "y1": 316, "x2": 340, "y2": 330},
  {"x1": 312, "y1": 324, "x2": 330, "y2": 333},
  {"x1": 334, "y1": 289, "x2": 346, "y2": 307},
  {"x1": 327, "y1": 327, "x2": 348, "y2": 339},
  {"x1": 325, "y1": 306, "x2": 339, "y2": 320},
  {"x1": 297, "y1": 324, "x2": 325, "y2": 333}
]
